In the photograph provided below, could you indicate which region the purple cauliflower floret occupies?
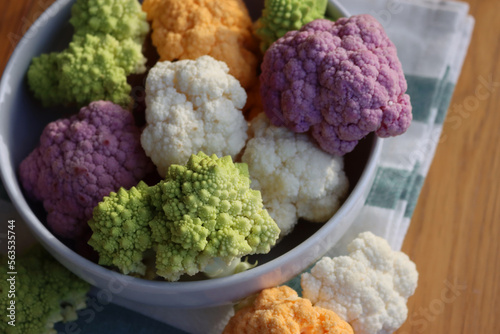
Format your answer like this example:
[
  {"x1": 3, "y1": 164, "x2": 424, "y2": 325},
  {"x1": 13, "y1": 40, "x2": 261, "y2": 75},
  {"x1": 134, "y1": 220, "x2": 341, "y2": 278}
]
[
  {"x1": 19, "y1": 101, "x2": 155, "y2": 239},
  {"x1": 260, "y1": 15, "x2": 412, "y2": 155}
]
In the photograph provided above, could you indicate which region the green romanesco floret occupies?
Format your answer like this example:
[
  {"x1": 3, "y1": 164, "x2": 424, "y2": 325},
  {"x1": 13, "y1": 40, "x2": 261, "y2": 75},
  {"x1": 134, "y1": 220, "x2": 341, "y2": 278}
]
[
  {"x1": 88, "y1": 152, "x2": 280, "y2": 281},
  {"x1": 149, "y1": 152, "x2": 280, "y2": 281},
  {"x1": 255, "y1": 0, "x2": 328, "y2": 51},
  {"x1": 88, "y1": 181, "x2": 156, "y2": 275},
  {"x1": 0, "y1": 245, "x2": 90, "y2": 334},
  {"x1": 27, "y1": 53, "x2": 66, "y2": 106},
  {"x1": 60, "y1": 34, "x2": 145, "y2": 106},
  {"x1": 27, "y1": 0, "x2": 148, "y2": 107},
  {"x1": 70, "y1": 0, "x2": 149, "y2": 43}
]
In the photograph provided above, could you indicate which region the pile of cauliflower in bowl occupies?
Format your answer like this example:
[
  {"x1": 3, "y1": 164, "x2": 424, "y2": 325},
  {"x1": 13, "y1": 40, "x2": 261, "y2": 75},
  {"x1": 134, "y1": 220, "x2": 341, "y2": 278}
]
[{"x1": 9, "y1": 0, "x2": 419, "y2": 332}]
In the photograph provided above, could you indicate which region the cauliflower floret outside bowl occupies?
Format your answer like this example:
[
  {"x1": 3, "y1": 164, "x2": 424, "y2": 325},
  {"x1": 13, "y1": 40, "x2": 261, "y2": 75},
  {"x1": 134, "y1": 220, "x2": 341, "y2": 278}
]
[{"x1": 0, "y1": 0, "x2": 382, "y2": 307}]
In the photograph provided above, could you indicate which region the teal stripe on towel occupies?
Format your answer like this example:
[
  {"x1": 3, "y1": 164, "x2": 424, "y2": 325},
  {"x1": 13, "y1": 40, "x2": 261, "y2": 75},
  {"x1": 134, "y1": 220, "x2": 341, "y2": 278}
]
[
  {"x1": 404, "y1": 173, "x2": 425, "y2": 218},
  {"x1": 365, "y1": 167, "x2": 411, "y2": 210},
  {"x1": 435, "y1": 81, "x2": 456, "y2": 124},
  {"x1": 405, "y1": 75, "x2": 439, "y2": 122}
]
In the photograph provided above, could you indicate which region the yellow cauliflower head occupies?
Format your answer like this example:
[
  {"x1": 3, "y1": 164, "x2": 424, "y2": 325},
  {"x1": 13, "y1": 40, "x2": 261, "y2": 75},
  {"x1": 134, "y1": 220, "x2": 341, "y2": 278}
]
[
  {"x1": 142, "y1": 0, "x2": 260, "y2": 89},
  {"x1": 223, "y1": 286, "x2": 354, "y2": 334}
]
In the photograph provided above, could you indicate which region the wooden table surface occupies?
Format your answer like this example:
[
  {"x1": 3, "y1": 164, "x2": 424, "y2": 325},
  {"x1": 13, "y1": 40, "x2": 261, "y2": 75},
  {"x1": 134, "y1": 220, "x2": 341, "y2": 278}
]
[{"x1": 1, "y1": 0, "x2": 499, "y2": 333}]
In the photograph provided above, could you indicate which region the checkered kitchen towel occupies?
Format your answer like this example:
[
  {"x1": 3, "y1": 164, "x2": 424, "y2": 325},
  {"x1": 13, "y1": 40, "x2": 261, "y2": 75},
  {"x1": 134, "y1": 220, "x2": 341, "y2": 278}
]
[
  {"x1": 0, "y1": 0, "x2": 473, "y2": 333},
  {"x1": 284, "y1": 0, "x2": 475, "y2": 298},
  {"x1": 317, "y1": 0, "x2": 475, "y2": 255}
]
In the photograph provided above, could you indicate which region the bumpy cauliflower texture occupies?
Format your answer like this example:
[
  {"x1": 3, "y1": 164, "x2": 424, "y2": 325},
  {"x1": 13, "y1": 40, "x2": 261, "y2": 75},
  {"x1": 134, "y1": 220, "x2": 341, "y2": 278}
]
[
  {"x1": 141, "y1": 56, "x2": 248, "y2": 177},
  {"x1": 88, "y1": 181, "x2": 155, "y2": 275},
  {"x1": 27, "y1": 0, "x2": 148, "y2": 107},
  {"x1": 242, "y1": 113, "x2": 349, "y2": 236},
  {"x1": 223, "y1": 286, "x2": 353, "y2": 334},
  {"x1": 255, "y1": 0, "x2": 328, "y2": 52},
  {"x1": 88, "y1": 152, "x2": 280, "y2": 281},
  {"x1": 19, "y1": 101, "x2": 154, "y2": 238},
  {"x1": 260, "y1": 15, "x2": 412, "y2": 155},
  {"x1": 149, "y1": 152, "x2": 280, "y2": 281},
  {"x1": 30, "y1": 34, "x2": 146, "y2": 107},
  {"x1": 301, "y1": 232, "x2": 419, "y2": 334},
  {"x1": 70, "y1": 0, "x2": 149, "y2": 43},
  {"x1": 142, "y1": 0, "x2": 260, "y2": 89},
  {"x1": 0, "y1": 245, "x2": 90, "y2": 334}
]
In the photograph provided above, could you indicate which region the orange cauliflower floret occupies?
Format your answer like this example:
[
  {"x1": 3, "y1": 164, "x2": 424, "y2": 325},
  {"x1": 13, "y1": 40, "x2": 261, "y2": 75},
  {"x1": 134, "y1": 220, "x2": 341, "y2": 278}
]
[
  {"x1": 142, "y1": 0, "x2": 260, "y2": 90},
  {"x1": 223, "y1": 286, "x2": 354, "y2": 334}
]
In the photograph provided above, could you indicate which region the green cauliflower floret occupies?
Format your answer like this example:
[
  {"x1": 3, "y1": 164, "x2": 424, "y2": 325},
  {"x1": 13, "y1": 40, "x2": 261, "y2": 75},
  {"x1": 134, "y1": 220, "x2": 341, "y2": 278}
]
[
  {"x1": 149, "y1": 152, "x2": 280, "y2": 281},
  {"x1": 68, "y1": 34, "x2": 147, "y2": 75},
  {"x1": 70, "y1": 0, "x2": 149, "y2": 43},
  {"x1": 0, "y1": 245, "x2": 90, "y2": 334},
  {"x1": 27, "y1": 0, "x2": 148, "y2": 107},
  {"x1": 26, "y1": 53, "x2": 64, "y2": 106},
  {"x1": 28, "y1": 34, "x2": 145, "y2": 107},
  {"x1": 88, "y1": 152, "x2": 280, "y2": 281},
  {"x1": 60, "y1": 34, "x2": 145, "y2": 106},
  {"x1": 255, "y1": 0, "x2": 328, "y2": 52},
  {"x1": 88, "y1": 181, "x2": 155, "y2": 275}
]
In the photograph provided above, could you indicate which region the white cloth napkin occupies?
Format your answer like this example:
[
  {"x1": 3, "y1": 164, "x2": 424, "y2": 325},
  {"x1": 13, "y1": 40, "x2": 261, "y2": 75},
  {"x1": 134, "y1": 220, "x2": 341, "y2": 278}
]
[{"x1": 321, "y1": 0, "x2": 474, "y2": 256}]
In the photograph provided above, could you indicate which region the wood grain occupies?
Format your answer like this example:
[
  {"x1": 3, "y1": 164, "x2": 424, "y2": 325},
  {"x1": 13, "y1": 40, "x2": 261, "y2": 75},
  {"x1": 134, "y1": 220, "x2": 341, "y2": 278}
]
[
  {"x1": 1, "y1": 0, "x2": 499, "y2": 333},
  {"x1": 397, "y1": 0, "x2": 500, "y2": 332}
]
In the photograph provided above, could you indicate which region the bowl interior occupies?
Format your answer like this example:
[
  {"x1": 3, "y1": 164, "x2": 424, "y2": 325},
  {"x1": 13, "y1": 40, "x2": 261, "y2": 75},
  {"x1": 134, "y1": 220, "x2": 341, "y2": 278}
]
[{"x1": 0, "y1": 0, "x2": 380, "y2": 307}]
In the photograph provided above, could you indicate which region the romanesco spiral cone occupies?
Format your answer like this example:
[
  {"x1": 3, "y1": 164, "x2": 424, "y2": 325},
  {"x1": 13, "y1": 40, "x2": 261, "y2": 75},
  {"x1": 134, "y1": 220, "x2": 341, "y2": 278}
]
[
  {"x1": 149, "y1": 152, "x2": 280, "y2": 281},
  {"x1": 88, "y1": 181, "x2": 156, "y2": 275},
  {"x1": 70, "y1": 0, "x2": 149, "y2": 43},
  {"x1": 0, "y1": 245, "x2": 90, "y2": 334},
  {"x1": 26, "y1": 53, "x2": 67, "y2": 106},
  {"x1": 27, "y1": 0, "x2": 148, "y2": 107},
  {"x1": 55, "y1": 34, "x2": 145, "y2": 107},
  {"x1": 255, "y1": 0, "x2": 328, "y2": 52},
  {"x1": 88, "y1": 153, "x2": 280, "y2": 281}
]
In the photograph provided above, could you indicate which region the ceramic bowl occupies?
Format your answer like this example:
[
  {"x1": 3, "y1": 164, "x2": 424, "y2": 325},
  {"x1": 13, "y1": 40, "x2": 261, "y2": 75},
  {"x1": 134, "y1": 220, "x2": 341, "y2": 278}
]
[{"x1": 0, "y1": 0, "x2": 381, "y2": 308}]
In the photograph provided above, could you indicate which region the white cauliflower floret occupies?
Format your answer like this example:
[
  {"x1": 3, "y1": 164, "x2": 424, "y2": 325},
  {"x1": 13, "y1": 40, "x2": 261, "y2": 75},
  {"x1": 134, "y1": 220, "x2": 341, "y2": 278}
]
[
  {"x1": 241, "y1": 113, "x2": 349, "y2": 237},
  {"x1": 141, "y1": 55, "x2": 248, "y2": 177},
  {"x1": 301, "y1": 231, "x2": 419, "y2": 334}
]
